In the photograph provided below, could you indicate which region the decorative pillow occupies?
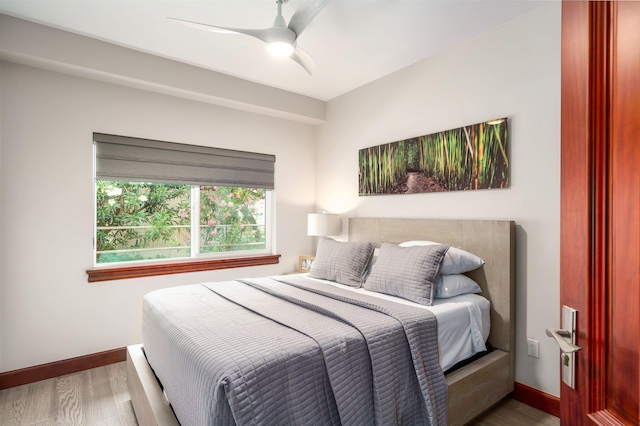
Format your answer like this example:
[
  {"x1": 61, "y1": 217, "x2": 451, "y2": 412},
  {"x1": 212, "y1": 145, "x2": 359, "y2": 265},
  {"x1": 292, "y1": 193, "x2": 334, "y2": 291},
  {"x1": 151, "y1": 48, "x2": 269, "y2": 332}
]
[
  {"x1": 363, "y1": 243, "x2": 449, "y2": 305},
  {"x1": 399, "y1": 240, "x2": 484, "y2": 274},
  {"x1": 309, "y1": 238, "x2": 376, "y2": 287},
  {"x1": 435, "y1": 274, "x2": 482, "y2": 299}
]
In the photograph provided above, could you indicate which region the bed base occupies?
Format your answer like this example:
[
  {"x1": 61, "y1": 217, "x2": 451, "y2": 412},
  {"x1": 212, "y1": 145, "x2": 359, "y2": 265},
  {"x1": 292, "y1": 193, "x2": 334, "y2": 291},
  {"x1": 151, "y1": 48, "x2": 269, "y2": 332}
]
[
  {"x1": 445, "y1": 349, "x2": 512, "y2": 425},
  {"x1": 127, "y1": 343, "x2": 512, "y2": 426},
  {"x1": 128, "y1": 218, "x2": 515, "y2": 425},
  {"x1": 127, "y1": 344, "x2": 179, "y2": 426}
]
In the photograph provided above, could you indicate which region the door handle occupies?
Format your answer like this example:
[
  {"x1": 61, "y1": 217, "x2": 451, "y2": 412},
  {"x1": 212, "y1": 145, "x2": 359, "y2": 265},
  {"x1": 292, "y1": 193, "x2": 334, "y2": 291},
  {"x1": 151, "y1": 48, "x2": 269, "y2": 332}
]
[
  {"x1": 546, "y1": 328, "x2": 582, "y2": 353},
  {"x1": 547, "y1": 305, "x2": 580, "y2": 389}
]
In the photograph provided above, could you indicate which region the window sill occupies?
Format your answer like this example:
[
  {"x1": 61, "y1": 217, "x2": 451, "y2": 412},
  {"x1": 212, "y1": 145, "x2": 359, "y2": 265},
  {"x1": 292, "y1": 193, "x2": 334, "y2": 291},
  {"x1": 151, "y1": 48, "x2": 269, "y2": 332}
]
[{"x1": 86, "y1": 254, "x2": 281, "y2": 282}]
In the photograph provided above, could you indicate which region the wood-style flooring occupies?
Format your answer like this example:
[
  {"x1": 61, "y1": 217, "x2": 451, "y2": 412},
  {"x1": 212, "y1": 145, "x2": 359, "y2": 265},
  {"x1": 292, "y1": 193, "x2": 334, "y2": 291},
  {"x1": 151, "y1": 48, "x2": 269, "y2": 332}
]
[
  {"x1": 0, "y1": 362, "x2": 559, "y2": 425},
  {"x1": 0, "y1": 362, "x2": 136, "y2": 425},
  {"x1": 468, "y1": 398, "x2": 560, "y2": 426}
]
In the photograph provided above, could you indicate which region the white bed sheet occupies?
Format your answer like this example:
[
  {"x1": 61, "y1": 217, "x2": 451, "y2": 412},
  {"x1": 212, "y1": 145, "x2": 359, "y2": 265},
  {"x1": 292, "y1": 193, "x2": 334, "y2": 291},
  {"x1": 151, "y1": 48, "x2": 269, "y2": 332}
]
[{"x1": 292, "y1": 274, "x2": 490, "y2": 372}]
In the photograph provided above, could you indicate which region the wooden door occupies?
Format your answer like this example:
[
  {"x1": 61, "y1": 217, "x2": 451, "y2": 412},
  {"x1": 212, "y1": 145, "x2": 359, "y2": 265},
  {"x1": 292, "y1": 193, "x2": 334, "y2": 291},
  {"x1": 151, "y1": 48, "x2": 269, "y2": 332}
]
[{"x1": 561, "y1": 1, "x2": 640, "y2": 424}]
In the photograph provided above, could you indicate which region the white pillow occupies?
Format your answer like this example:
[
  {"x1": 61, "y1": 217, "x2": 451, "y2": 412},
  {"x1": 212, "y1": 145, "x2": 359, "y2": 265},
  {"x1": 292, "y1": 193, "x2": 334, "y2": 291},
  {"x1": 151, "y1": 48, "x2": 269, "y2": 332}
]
[
  {"x1": 399, "y1": 240, "x2": 484, "y2": 274},
  {"x1": 435, "y1": 274, "x2": 482, "y2": 298}
]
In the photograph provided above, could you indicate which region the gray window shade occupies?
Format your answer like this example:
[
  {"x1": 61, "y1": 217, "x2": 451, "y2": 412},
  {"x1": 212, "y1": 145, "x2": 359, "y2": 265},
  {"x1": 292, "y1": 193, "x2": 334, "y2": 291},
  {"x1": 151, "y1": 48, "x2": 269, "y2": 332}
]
[{"x1": 94, "y1": 133, "x2": 275, "y2": 189}]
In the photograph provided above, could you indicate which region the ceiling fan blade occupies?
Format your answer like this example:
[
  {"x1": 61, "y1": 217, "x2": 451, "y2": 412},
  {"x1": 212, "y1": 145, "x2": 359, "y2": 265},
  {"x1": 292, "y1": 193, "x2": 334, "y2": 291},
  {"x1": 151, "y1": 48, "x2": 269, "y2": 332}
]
[
  {"x1": 168, "y1": 17, "x2": 272, "y2": 43},
  {"x1": 287, "y1": 0, "x2": 331, "y2": 39},
  {"x1": 290, "y1": 46, "x2": 315, "y2": 74}
]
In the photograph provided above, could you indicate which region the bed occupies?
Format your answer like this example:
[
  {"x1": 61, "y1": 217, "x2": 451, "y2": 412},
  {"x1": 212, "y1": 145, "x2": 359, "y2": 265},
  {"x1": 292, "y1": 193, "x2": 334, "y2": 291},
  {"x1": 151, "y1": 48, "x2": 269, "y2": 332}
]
[{"x1": 127, "y1": 218, "x2": 515, "y2": 426}]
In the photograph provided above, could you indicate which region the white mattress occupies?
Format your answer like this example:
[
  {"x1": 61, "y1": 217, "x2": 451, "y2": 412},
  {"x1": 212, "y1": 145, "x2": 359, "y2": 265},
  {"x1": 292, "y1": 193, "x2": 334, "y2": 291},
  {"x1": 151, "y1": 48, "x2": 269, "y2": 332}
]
[{"x1": 298, "y1": 274, "x2": 491, "y2": 372}]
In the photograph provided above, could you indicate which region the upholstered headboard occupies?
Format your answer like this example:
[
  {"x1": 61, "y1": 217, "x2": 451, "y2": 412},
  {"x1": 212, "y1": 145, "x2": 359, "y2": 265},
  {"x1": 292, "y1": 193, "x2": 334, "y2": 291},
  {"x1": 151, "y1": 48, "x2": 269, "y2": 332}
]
[{"x1": 348, "y1": 218, "x2": 515, "y2": 354}]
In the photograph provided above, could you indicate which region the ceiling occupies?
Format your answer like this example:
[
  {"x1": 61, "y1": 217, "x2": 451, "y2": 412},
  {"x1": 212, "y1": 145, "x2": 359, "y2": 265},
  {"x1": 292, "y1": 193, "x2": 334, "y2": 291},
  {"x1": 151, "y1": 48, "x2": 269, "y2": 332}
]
[{"x1": 0, "y1": 0, "x2": 547, "y2": 101}]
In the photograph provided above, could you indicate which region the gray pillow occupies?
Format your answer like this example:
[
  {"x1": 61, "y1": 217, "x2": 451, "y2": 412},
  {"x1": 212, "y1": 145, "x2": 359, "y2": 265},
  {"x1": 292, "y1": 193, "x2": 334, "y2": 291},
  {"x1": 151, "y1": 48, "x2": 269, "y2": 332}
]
[
  {"x1": 364, "y1": 242, "x2": 449, "y2": 305},
  {"x1": 309, "y1": 238, "x2": 376, "y2": 287}
]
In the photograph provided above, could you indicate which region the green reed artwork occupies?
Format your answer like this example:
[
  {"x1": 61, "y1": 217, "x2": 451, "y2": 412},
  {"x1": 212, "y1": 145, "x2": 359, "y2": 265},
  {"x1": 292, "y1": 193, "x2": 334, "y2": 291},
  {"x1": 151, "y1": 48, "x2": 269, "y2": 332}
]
[{"x1": 358, "y1": 118, "x2": 509, "y2": 196}]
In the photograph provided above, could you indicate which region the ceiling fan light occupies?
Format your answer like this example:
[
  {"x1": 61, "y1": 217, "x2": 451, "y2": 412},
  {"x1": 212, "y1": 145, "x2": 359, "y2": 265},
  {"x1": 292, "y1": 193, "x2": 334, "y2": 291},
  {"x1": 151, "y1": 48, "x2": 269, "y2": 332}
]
[{"x1": 267, "y1": 41, "x2": 294, "y2": 57}]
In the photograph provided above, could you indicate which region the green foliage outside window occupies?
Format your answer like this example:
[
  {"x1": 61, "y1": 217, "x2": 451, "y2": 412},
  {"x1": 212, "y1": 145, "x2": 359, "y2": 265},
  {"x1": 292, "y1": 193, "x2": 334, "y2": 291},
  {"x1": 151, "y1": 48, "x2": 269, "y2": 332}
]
[
  {"x1": 96, "y1": 181, "x2": 266, "y2": 264},
  {"x1": 199, "y1": 186, "x2": 266, "y2": 253}
]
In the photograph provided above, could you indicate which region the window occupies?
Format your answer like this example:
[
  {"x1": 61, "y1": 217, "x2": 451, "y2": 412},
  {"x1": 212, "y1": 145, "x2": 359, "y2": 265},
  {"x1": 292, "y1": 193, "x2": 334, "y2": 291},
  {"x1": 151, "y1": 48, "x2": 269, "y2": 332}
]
[
  {"x1": 89, "y1": 133, "x2": 278, "y2": 279},
  {"x1": 95, "y1": 182, "x2": 269, "y2": 264}
]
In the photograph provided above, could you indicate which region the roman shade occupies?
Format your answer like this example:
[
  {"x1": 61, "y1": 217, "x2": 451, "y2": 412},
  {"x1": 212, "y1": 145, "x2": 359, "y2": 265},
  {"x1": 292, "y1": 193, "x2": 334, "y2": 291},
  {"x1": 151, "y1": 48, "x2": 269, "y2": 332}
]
[{"x1": 94, "y1": 133, "x2": 276, "y2": 189}]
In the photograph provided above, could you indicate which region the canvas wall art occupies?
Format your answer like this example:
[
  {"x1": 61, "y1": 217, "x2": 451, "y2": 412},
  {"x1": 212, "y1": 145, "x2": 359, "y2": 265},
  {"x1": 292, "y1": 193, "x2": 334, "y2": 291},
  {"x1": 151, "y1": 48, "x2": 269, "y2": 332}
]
[{"x1": 358, "y1": 118, "x2": 509, "y2": 195}]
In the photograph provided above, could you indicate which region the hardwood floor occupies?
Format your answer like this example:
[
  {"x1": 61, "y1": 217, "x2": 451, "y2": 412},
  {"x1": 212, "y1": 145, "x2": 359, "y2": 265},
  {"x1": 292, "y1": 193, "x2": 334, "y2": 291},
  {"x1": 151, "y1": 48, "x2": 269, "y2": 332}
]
[
  {"x1": 469, "y1": 398, "x2": 560, "y2": 426},
  {"x1": 0, "y1": 362, "x2": 559, "y2": 425},
  {"x1": 0, "y1": 362, "x2": 137, "y2": 425}
]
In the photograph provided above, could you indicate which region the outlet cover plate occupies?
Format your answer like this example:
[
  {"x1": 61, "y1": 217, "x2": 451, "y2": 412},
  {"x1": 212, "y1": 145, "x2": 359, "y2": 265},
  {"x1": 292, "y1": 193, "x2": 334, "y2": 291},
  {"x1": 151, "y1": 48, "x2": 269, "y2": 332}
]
[{"x1": 527, "y1": 338, "x2": 540, "y2": 358}]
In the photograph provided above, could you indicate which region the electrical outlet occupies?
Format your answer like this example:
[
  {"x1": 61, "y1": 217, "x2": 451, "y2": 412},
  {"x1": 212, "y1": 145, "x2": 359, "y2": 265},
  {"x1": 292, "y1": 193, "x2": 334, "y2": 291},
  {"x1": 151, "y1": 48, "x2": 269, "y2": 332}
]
[{"x1": 527, "y1": 339, "x2": 540, "y2": 358}]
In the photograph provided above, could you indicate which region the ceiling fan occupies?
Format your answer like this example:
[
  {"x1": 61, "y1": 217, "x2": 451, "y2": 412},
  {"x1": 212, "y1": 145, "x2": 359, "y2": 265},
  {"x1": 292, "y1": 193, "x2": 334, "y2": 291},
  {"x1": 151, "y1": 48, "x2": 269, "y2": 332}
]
[{"x1": 169, "y1": 0, "x2": 331, "y2": 74}]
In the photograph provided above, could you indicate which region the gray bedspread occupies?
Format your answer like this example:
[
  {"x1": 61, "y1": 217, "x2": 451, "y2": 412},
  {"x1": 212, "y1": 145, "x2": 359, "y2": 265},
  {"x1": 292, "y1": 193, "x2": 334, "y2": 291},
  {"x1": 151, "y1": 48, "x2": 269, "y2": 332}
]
[{"x1": 142, "y1": 275, "x2": 448, "y2": 426}]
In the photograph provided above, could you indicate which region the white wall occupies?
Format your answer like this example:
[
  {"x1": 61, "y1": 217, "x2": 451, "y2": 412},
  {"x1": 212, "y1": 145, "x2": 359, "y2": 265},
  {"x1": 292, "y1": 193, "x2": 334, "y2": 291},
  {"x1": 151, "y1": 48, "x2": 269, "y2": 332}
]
[
  {"x1": 0, "y1": 62, "x2": 317, "y2": 371},
  {"x1": 316, "y1": 3, "x2": 561, "y2": 397}
]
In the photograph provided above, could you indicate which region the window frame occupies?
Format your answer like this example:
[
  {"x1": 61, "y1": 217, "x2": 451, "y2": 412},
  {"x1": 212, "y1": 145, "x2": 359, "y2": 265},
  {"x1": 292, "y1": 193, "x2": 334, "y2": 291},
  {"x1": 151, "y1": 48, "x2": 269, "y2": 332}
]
[{"x1": 88, "y1": 187, "x2": 278, "y2": 282}]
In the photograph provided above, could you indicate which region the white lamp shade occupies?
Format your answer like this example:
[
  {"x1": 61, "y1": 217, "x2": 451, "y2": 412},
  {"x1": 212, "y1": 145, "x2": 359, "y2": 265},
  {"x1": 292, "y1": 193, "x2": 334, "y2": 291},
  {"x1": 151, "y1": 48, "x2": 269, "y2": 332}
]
[{"x1": 307, "y1": 213, "x2": 341, "y2": 236}]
